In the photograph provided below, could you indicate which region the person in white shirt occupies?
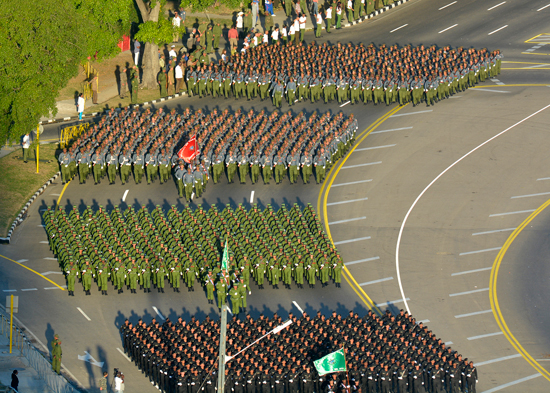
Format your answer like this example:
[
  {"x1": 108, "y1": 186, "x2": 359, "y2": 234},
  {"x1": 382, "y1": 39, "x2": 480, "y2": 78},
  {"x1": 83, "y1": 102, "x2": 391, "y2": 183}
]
[
  {"x1": 289, "y1": 23, "x2": 295, "y2": 43},
  {"x1": 172, "y1": 12, "x2": 182, "y2": 42},
  {"x1": 263, "y1": 32, "x2": 269, "y2": 44},
  {"x1": 336, "y1": 2, "x2": 342, "y2": 29},
  {"x1": 298, "y1": 14, "x2": 307, "y2": 42},
  {"x1": 169, "y1": 45, "x2": 177, "y2": 59},
  {"x1": 347, "y1": 0, "x2": 354, "y2": 23},
  {"x1": 236, "y1": 12, "x2": 244, "y2": 38},
  {"x1": 315, "y1": 13, "x2": 322, "y2": 37},
  {"x1": 77, "y1": 93, "x2": 85, "y2": 121},
  {"x1": 114, "y1": 372, "x2": 123, "y2": 393},
  {"x1": 22, "y1": 133, "x2": 30, "y2": 163},
  {"x1": 325, "y1": 5, "x2": 332, "y2": 33},
  {"x1": 271, "y1": 27, "x2": 279, "y2": 43},
  {"x1": 293, "y1": 17, "x2": 300, "y2": 44},
  {"x1": 175, "y1": 63, "x2": 183, "y2": 93},
  {"x1": 281, "y1": 24, "x2": 288, "y2": 44}
]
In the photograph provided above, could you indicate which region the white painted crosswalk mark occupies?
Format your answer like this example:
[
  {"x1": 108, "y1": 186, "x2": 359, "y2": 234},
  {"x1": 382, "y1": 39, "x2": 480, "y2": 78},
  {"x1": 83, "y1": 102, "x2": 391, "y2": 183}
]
[
  {"x1": 77, "y1": 307, "x2": 91, "y2": 321},
  {"x1": 438, "y1": 24, "x2": 458, "y2": 34},
  {"x1": 345, "y1": 257, "x2": 380, "y2": 266},
  {"x1": 328, "y1": 217, "x2": 366, "y2": 225},
  {"x1": 334, "y1": 236, "x2": 371, "y2": 245},
  {"x1": 342, "y1": 161, "x2": 382, "y2": 169},
  {"x1": 327, "y1": 197, "x2": 368, "y2": 206}
]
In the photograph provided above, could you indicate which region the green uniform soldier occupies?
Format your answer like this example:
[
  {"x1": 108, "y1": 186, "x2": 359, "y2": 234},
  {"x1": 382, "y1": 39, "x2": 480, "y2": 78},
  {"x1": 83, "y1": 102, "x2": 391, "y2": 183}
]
[
  {"x1": 175, "y1": 163, "x2": 185, "y2": 198},
  {"x1": 229, "y1": 284, "x2": 241, "y2": 314},
  {"x1": 213, "y1": 23, "x2": 222, "y2": 50},
  {"x1": 65, "y1": 264, "x2": 78, "y2": 296},
  {"x1": 58, "y1": 148, "x2": 71, "y2": 184},
  {"x1": 294, "y1": 260, "x2": 304, "y2": 288},
  {"x1": 216, "y1": 278, "x2": 227, "y2": 309},
  {"x1": 97, "y1": 264, "x2": 109, "y2": 295},
  {"x1": 158, "y1": 68, "x2": 167, "y2": 97},
  {"x1": 205, "y1": 271, "x2": 215, "y2": 304},
  {"x1": 141, "y1": 261, "x2": 152, "y2": 293},
  {"x1": 81, "y1": 261, "x2": 93, "y2": 295},
  {"x1": 238, "y1": 278, "x2": 249, "y2": 312},
  {"x1": 52, "y1": 339, "x2": 62, "y2": 374},
  {"x1": 156, "y1": 264, "x2": 166, "y2": 293},
  {"x1": 131, "y1": 67, "x2": 139, "y2": 104}
]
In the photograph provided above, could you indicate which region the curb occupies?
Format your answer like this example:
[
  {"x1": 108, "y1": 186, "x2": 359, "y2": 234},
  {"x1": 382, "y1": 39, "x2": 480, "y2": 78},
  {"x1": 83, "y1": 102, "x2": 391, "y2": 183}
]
[
  {"x1": 38, "y1": 0, "x2": 410, "y2": 125},
  {"x1": 0, "y1": 171, "x2": 61, "y2": 244}
]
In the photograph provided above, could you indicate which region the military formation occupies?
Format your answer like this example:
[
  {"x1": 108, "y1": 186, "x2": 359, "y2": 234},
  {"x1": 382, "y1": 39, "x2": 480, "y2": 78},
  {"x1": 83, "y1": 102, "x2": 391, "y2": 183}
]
[
  {"x1": 43, "y1": 203, "x2": 343, "y2": 298},
  {"x1": 58, "y1": 107, "x2": 357, "y2": 201},
  {"x1": 185, "y1": 42, "x2": 501, "y2": 108},
  {"x1": 120, "y1": 309, "x2": 477, "y2": 393}
]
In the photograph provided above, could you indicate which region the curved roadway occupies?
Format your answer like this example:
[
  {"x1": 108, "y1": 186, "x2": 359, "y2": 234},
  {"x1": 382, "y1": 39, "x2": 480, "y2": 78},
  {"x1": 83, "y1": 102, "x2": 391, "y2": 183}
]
[{"x1": 1, "y1": 0, "x2": 550, "y2": 392}]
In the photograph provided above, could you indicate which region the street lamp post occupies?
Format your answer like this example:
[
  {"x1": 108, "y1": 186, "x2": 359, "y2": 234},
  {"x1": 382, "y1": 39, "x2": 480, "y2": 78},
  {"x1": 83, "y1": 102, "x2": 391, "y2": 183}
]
[{"x1": 216, "y1": 317, "x2": 293, "y2": 392}]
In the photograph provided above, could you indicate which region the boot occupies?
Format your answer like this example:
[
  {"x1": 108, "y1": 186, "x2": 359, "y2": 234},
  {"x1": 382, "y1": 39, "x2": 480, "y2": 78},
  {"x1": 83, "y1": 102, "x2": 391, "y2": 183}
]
[
  {"x1": 144, "y1": 288, "x2": 147, "y2": 293},
  {"x1": 158, "y1": 288, "x2": 161, "y2": 293},
  {"x1": 105, "y1": 291, "x2": 108, "y2": 295},
  {"x1": 148, "y1": 288, "x2": 151, "y2": 293}
]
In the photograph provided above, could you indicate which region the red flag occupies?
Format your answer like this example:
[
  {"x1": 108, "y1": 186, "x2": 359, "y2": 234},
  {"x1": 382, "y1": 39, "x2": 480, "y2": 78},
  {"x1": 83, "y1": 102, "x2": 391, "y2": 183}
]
[{"x1": 177, "y1": 136, "x2": 199, "y2": 163}]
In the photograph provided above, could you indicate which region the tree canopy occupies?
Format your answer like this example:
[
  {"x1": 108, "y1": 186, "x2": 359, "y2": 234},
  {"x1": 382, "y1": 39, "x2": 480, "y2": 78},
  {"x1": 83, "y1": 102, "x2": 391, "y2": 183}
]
[{"x1": 0, "y1": 0, "x2": 134, "y2": 146}]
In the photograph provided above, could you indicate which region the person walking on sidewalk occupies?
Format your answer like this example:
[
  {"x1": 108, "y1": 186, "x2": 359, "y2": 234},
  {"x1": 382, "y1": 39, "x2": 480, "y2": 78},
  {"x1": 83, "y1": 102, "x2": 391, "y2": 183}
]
[
  {"x1": 22, "y1": 132, "x2": 30, "y2": 163},
  {"x1": 11, "y1": 370, "x2": 19, "y2": 391},
  {"x1": 77, "y1": 93, "x2": 85, "y2": 120}
]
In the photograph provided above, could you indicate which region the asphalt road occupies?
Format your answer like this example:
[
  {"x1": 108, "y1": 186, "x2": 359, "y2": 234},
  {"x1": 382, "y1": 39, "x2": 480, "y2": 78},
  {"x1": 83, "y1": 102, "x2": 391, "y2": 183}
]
[{"x1": 2, "y1": 0, "x2": 550, "y2": 392}]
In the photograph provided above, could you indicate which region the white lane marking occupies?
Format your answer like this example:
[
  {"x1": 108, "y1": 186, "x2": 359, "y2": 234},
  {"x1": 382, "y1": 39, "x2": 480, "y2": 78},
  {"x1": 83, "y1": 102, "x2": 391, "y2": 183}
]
[
  {"x1": 44, "y1": 286, "x2": 65, "y2": 290},
  {"x1": 488, "y1": 25, "x2": 508, "y2": 35},
  {"x1": 417, "y1": 319, "x2": 430, "y2": 324},
  {"x1": 439, "y1": 1, "x2": 457, "y2": 10},
  {"x1": 78, "y1": 351, "x2": 104, "y2": 367},
  {"x1": 17, "y1": 259, "x2": 28, "y2": 263},
  {"x1": 449, "y1": 96, "x2": 462, "y2": 98},
  {"x1": 328, "y1": 216, "x2": 366, "y2": 225},
  {"x1": 472, "y1": 88, "x2": 510, "y2": 93},
  {"x1": 354, "y1": 144, "x2": 396, "y2": 151},
  {"x1": 449, "y1": 288, "x2": 489, "y2": 297},
  {"x1": 44, "y1": 257, "x2": 57, "y2": 260},
  {"x1": 250, "y1": 190, "x2": 255, "y2": 203},
  {"x1": 390, "y1": 24, "x2": 408, "y2": 33},
  {"x1": 490, "y1": 209, "x2": 536, "y2": 217},
  {"x1": 3, "y1": 290, "x2": 17, "y2": 292},
  {"x1": 396, "y1": 104, "x2": 550, "y2": 314},
  {"x1": 77, "y1": 307, "x2": 92, "y2": 321},
  {"x1": 342, "y1": 161, "x2": 382, "y2": 169},
  {"x1": 438, "y1": 24, "x2": 458, "y2": 34},
  {"x1": 117, "y1": 348, "x2": 132, "y2": 362},
  {"x1": 327, "y1": 197, "x2": 369, "y2": 206},
  {"x1": 41, "y1": 271, "x2": 63, "y2": 276},
  {"x1": 21, "y1": 288, "x2": 38, "y2": 291},
  {"x1": 292, "y1": 301, "x2": 304, "y2": 314},
  {"x1": 467, "y1": 331, "x2": 503, "y2": 340},
  {"x1": 536, "y1": 177, "x2": 550, "y2": 180},
  {"x1": 472, "y1": 227, "x2": 516, "y2": 236},
  {"x1": 375, "y1": 298, "x2": 410, "y2": 308},
  {"x1": 49, "y1": 193, "x2": 61, "y2": 196},
  {"x1": 511, "y1": 191, "x2": 550, "y2": 199},
  {"x1": 371, "y1": 126, "x2": 413, "y2": 134},
  {"x1": 476, "y1": 354, "x2": 522, "y2": 366},
  {"x1": 39, "y1": 241, "x2": 49, "y2": 244},
  {"x1": 451, "y1": 267, "x2": 493, "y2": 276},
  {"x1": 332, "y1": 179, "x2": 372, "y2": 187},
  {"x1": 340, "y1": 101, "x2": 351, "y2": 107},
  {"x1": 122, "y1": 189, "x2": 129, "y2": 202},
  {"x1": 483, "y1": 374, "x2": 542, "y2": 393},
  {"x1": 345, "y1": 256, "x2": 380, "y2": 266},
  {"x1": 390, "y1": 111, "x2": 433, "y2": 117},
  {"x1": 445, "y1": 341, "x2": 453, "y2": 345},
  {"x1": 459, "y1": 247, "x2": 501, "y2": 256},
  {"x1": 334, "y1": 236, "x2": 371, "y2": 245},
  {"x1": 524, "y1": 64, "x2": 549, "y2": 69},
  {"x1": 152, "y1": 306, "x2": 166, "y2": 321},
  {"x1": 488, "y1": 1, "x2": 506, "y2": 11},
  {"x1": 454, "y1": 309, "x2": 493, "y2": 318},
  {"x1": 37, "y1": 224, "x2": 45, "y2": 227},
  {"x1": 359, "y1": 277, "x2": 394, "y2": 286},
  {"x1": 537, "y1": 4, "x2": 550, "y2": 11}
]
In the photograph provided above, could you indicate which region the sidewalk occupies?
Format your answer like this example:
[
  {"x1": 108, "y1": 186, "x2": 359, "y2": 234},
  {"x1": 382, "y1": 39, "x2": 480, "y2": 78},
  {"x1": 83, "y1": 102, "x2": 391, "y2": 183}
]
[
  {"x1": 0, "y1": 335, "x2": 50, "y2": 393},
  {"x1": 39, "y1": 0, "x2": 411, "y2": 123}
]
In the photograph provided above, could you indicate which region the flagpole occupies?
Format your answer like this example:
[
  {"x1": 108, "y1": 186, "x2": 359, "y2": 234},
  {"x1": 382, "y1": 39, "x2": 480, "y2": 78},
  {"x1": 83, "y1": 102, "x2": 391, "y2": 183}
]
[{"x1": 343, "y1": 346, "x2": 350, "y2": 393}]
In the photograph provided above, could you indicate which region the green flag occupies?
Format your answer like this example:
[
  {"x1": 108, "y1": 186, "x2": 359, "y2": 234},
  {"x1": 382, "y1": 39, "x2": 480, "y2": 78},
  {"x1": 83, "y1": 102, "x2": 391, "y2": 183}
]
[
  {"x1": 221, "y1": 239, "x2": 229, "y2": 271},
  {"x1": 313, "y1": 348, "x2": 347, "y2": 376}
]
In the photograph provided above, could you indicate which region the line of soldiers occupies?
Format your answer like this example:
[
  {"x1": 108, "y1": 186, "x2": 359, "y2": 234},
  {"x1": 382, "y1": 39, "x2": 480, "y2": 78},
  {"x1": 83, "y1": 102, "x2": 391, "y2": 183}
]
[
  {"x1": 58, "y1": 106, "x2": 357, "y2": 200},
  {"x1": 185, "y1": 41, "x2": 501, "y2": 108},
  {"x1": 42, "y1": 203, "x2": 343, "y2": 297},
  {"x1": 120, "y1": 309, "x2": 478, "y2": 393}
]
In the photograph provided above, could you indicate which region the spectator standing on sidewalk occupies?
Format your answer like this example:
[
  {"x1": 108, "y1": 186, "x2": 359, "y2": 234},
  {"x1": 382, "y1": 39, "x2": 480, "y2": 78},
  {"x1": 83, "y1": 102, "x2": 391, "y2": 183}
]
[
  {"x1": 77, "y1": 93, "x2": 85, "y2": 121},
  {"x1": 52, "y1": 339, "x2": 62, "y2": 374},
  {"x1": 172, "y1": 12, "x2": 182, "y2": 42},
  {"x1": 11, "y1": 370, "x2": 19, "y2": 391},
  {"x1": 228, "y1": 25, "x2": 239, "y2": 53},
  {"x1": 265, "y1": 0, "x2": 275, "y2": 15},
  {"x1": 251, "y1": 0, "x2": 259, "y2": 27},
  {"x1": 133, "y1": 39, "x2": 141, "y2": 65},
  {"x1": 22, "y1": 132, "x2": 30, "y2": 163}
]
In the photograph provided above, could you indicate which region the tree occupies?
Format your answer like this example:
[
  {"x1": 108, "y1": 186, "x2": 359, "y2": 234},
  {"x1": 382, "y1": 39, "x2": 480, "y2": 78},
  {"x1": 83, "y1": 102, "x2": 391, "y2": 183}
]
[
  {"x1": 134, "y1": 0, "x2": 175, "y2": 89},
  {"x1": 0, "y1": 0, "x2": 134, "y2": 146}
]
